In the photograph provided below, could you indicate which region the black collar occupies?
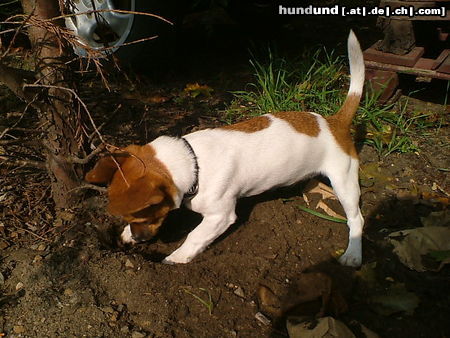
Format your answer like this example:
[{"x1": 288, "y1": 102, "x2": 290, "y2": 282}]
[{"x1": 181, "y1": 137, "x2": 199, "y2": 199}]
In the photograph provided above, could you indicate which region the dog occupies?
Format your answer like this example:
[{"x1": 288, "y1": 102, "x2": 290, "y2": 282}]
[{"x1": 86, "y1": 31, "x2": 365, "y2": 267}]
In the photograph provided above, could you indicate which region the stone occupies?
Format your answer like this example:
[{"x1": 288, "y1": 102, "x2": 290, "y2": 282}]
[
  {"x1": 13, "y1": 325, "x2": 26, "y2": 334},
  {"x1": 63, "y1": 288, "x2": 74, "y2": 297},
  {"x1": 131, "y1": 331, "x2": 145, "y2": 338},
  {"x1": 254, "y1": 312, "x2": 271, "y2": 326},
  {"x1": 125, "y1": 259, "x2": 134, "y2": 269},
  {"x1": 233, "y1": 286, "x2": 245, "y2": 299}
]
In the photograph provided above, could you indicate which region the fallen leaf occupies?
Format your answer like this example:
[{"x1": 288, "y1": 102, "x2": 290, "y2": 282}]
[
  {"x1": 257, "y1": 285, "x2": 281, "y2": 317},
  {"x1": 369, "y1": 283, "x2": 419, "y2": 316},
  {"x1": 428, "y1": 250, "x2": 450, "y2": 271},
  {"x1": 360, "y1": 163, "x2": 393, "y2": 187},
  {"x1": 287, "y1": 316, "x2": 356, "y2": 338},
  {"x1": 145, "y1": 95, "x2": 169, "y2": 103},
  {"x1": 282, "y1": 272, "x2": 348, "y2": 317},
  {"x1": 359, "y1": 323, "x2": 380, "y2": 338},
  {"x1": 184, "y1": 83, "x2": 213, "y2": 98},
  {"x1": 420, "y1": 192, "x2": 449, "y2": 206},
  {"x1": 388, "y1": 226, "x2": 450, "y2": 272},
  {"x1": 316, "y1": 201, "x2": 346, "y2": 221},
  {"x1": 302, "y1": 193, "x2": 310, "y2": 206},
  {"x1": 420, "y1": 210, "x2": 450, "y2": 227},
  {"x1": 304, "y1": 180, "x2": 337, "y2": 200},
  {"x1": 355, "y1": 262, "x2": 378, "y2": 289}
]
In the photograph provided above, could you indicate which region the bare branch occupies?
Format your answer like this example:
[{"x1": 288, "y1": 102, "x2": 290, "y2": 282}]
[
  {"x1": 69, "y1": 183, "x2": 107, "y2": 193},
  {"x1": 0, "y1": 156, "x2": 46, "y2": 169},
  {"x1": 69, "y1": 143, "x2": 105, "y2": 164},
  {"x1": 0, "y1": 63, "x2": 34, "y2": 101},
  {"x1": 23, "y1": 83, "x2": 106, "y2": 144}
]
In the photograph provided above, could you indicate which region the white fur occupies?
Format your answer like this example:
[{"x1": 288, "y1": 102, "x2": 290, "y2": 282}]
[
  {"x1": 348, "y1": 29, "x2": 364, "y2": 96},
  {"x1": 121, "y1": 225, "x2": 136, "y2": 245},
  {"x1": 156, "y1": 112, "x2": 363, "y2": 266},
  {"x1": 151, "y1": 137, "x2": 198, "y2": 208},
  {"x1": 121, "y1": 32, "x2": 365, "y2": 267}
]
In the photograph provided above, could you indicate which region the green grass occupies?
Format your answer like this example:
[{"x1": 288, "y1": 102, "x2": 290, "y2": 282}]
[
  {"x1": 182, "y1": 287, "x2": 214, "y2": 315},
  {"x1": 225, "y1": 48, "x2": 345, "y2": 122},
  {"x1": 225, "y1": 48, "x2": 446, "y2": 157}
]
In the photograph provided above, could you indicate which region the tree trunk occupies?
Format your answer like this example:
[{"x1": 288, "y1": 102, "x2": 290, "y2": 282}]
[{"x1": 21, "y1": 0, "x2": 83, "y2": 211}]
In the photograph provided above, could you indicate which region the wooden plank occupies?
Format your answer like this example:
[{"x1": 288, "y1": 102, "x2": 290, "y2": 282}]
[
  {"x1": 364, "y1": 43, "x2": 424, "y2": 67},
  {"x1": 433, "y1": 49, "x2": 450, "y2": 69},
  {"x1": 415, "y1": 58, "x2": 435, "y2": 70},
  {"x1": 437, "y1": 55, "x2": 450, "y2": 74},
  {"x1": 366, "y1": 60, "x2": 450, "y2": 80}
]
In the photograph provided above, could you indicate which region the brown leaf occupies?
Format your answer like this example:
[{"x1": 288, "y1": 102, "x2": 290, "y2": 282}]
[
  {"x1": 316, "y1": 201, "x2": 346, "y2": 220},
  {"x1": 183, "y1": 83, "x2": 213, "y2": 98},
  {"x1": 257, "y1": 285, "x2": 282, "y2": 317},
  {"x1": 388, "y1": 226, "x2": 450, "y2": 272},
  {"x1": 304, "y1": 179, "x2": 337, "y2": 200}
]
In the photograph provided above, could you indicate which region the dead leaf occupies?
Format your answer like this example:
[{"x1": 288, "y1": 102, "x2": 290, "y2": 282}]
[
  {"x1": 257, "y1": 285, "x2": 281, "y2": 317},
  {"x1": 428, "y1": 250, "x2": 450, "y2": 271},
  {"x1": 359, "y1": 323, "x2": 380, "y2": 338},
  {"x1": 420, "y1": 192, "x2": 449, "y2": 206},
  {"x1": 302, "y1": 193, "x2": 310, "y2": 206},
  {"x1": 420, "y1": 210, "x2": 450, "y2": 227},
  {"x1": 304, "y1": 180, "x2": 337, "y2": 200},
  {"x1": 360, "y1": 163, "x2": 393, "y2": 187},
  {"x1": 283, "y1": 272, "x2": 348, "y2": 317},
  {"x1": 287, "y1": 316, "x2": 356, "y2": 338},
  {"x1": 388, "y1": 226, "x2": 450, "y2": 272},
  {"x1": 316, "y1": 201, "x2": 346, "y2": 220},
  {"x1": 355, "y1": 262, "x2": 378, "y2": 289},
  {"x1": 369, "y1": 283, "x2": 419, "y2": 316},
  {"x1": 122, "y1": 92, "x2": 169, "y2": 104},
  {"x1": 184, "y1": 83, "x2": 213, "y2": 98}
]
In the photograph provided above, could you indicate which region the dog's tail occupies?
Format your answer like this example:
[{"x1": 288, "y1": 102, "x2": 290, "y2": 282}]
[{"x1": 332, "y1": 30, "x2": 365, "y2": 126}]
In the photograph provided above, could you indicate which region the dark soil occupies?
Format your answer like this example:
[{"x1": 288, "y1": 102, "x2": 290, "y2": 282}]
[{"x1": 1, "y1": 13, "x2": 449, "y2": 338}]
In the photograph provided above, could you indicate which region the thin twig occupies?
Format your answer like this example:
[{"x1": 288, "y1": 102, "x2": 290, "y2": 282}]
[
  {"x1": 23, "y1": 83, "x2": 106, "y2": 144},
  {"x1": 11, "y1": 223, "x2": 51, "y2": 242},
  {"x1": 69, "y1": 143, "x2": 105, "y2": 164},
  {"x1": 69, "y1": 183, "x2": 106, "y2": 193},
  {"x1": 87, "y1": 104, "x2": 122, "y2": 142},
  {"x1": 0, "y1": 156, "x2": 46, "y2": 169},
  {"x1": 47, "y1": 8, "x2": 173, "y2": 26},
  {"x1": 0, "y1": 0, "x2": 19, "y2": 7},
  {"x1": 0, "y1": 11, "x2": 33, "y2": 60}
]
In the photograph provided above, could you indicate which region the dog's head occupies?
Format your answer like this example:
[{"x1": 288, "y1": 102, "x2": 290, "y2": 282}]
[{"x1": 85, "y1": 145, "x2": 177, "y2": 244}]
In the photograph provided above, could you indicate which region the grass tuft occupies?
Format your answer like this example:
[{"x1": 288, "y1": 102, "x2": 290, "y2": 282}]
[
  {"x1": 225, "y1": 48, "x2": 446, "y2": 157},
  {"x1": 182, "y1": 287, "x2": 214, "y2": 315}
]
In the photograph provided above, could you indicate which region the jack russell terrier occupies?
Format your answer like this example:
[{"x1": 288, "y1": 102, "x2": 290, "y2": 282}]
[{"x1": 86, "y1": 31, "x2": 365, "y2": 267}]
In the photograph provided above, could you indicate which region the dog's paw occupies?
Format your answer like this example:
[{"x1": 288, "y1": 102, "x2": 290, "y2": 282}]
[
  {"x1": 161, "y1": 257, "x2": 176, "y2": 265},
  {"x1": 338, "y1": 251, "x2": 362, "y2": 267},
  {"x1": 162, "y1": 253, "x2": 192, "y2": 264},
  {"x1": 120, "y1": 225, "x2": 136, "y2": 245}
]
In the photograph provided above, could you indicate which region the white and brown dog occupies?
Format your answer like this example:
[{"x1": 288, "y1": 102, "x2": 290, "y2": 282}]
[{"x1": 86, "y1": 31, "x2": 365, "y2": 267}]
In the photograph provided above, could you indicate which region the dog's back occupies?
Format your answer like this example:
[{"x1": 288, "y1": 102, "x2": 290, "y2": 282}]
[{"x1": 183, "y1": 30, "x2": 365, "y2": 200}]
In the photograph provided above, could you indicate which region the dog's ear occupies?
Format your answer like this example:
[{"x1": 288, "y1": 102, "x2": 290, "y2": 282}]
[
  {"x1": 107, "y1": 177, "x2": 166, "y2": 216},
  {"x1": 85, "y1": 153, "x2": 129, "y2": 184}
]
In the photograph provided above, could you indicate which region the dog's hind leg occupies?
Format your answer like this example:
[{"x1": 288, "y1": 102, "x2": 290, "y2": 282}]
[{"x1": 326, "y1": 160, "x2": 364, "y2": 267}]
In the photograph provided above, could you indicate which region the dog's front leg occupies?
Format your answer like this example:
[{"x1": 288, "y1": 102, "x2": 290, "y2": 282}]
[{"x1": 163, "y1": 210, "x2": 237, "y2": 264}]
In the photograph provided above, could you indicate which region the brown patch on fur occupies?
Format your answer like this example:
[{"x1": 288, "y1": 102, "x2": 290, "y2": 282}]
[
  {"x1": 221, "y1": 115, "x2": 271, "y2": 133},
  {"x1": 86, "y1": 144, "x2": 177, "y2": 242},
  {"x1": 273, "y1": 111, "x2": 320, "y2": 137},
  {"x1": 326, "y1": 93, "x2": 361, "y2": 158},
  {"x1": 85, "y1": 144, "x2": 177, "y2": 222}
]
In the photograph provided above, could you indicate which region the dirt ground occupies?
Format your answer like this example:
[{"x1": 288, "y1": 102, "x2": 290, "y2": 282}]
[{"x1": 1, "y1": 14, "x2": 449, "y2": 338}]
